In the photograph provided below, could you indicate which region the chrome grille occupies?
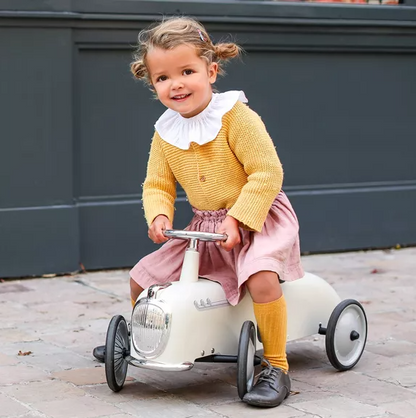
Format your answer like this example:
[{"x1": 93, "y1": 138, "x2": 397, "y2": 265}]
[{"x1": 131, "y1": 299, "x2": 171, "y2": 358}]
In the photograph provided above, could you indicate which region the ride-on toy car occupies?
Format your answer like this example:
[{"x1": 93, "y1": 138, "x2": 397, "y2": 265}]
[{"x1": 104, "y1": 230, "x2": 368, "y2": 398}]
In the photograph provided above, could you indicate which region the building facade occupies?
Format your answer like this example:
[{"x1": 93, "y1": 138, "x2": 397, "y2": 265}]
[{"x1": 1, "y1": 0, "x2": 416, "y2": 277}]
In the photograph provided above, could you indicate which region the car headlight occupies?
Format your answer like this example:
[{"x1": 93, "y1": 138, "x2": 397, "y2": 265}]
[{"x1": 131, "y1": 298, "x2": 171, "y2": 358}]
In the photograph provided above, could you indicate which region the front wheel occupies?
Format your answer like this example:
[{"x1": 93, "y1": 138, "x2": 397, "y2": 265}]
[
  {"x1": 105, "y1": 315, "x2": 130, "y2": 392},
  {"x1": 326, "y1": 299, "x2": 367, "y2": 371},
  {"x1": 237, "y1": 321, "x2": 257, "y2": 399}
]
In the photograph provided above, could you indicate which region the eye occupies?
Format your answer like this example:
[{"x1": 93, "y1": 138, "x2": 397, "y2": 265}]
[
  {"x1": 183, "y1": 69, "x2": 194, "y2": 76},
  {"x1": 156, "y1": 75, "x2": 167, "y2": 82}
]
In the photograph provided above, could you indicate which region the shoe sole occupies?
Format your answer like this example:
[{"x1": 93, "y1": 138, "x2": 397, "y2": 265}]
[{"x1": 243, "y1": 389, "x2": 290, "y2": 408}]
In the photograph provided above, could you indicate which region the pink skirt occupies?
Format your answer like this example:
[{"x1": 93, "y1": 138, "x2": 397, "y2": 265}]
[{"x1": 130, "y1": 191, "x2": 304, "y2": 306}]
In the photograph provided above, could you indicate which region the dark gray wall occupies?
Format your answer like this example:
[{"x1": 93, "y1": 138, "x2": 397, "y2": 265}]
[{"x1": 1, "y1": 0, "x2": 416, "y2": 278}]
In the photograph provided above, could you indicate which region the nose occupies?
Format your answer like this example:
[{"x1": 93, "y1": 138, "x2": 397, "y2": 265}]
[{"x1": 171, "y1": 77, "x2": 184, "y2": 90}]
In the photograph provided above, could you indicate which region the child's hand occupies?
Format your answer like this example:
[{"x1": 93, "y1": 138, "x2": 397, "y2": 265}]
[
  {"x1": 216, "y1": 215, "x2": 241, "y2": 252},
  {"x1": 149, "y1": 215, "x2": 172, "y2": 244}
]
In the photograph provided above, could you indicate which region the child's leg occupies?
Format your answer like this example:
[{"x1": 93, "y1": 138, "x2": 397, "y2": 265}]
[
  {"x1": 130, "y1": 278, "x2": 144, "y2": 307},
  {"x1": 243, "y1": 270, "x2": 290, "y2": 407},
  {"x1": 245, "y1": 270, "x2": 288, "y2": 371}
]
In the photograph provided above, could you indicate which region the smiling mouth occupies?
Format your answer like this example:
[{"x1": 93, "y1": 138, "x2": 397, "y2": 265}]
[{"x1": 171, "y1": 93, "x2": 191, "y2": 101}]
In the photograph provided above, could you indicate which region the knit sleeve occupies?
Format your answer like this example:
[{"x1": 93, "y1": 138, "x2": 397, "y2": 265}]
[
  {"x1": 226, "y1": 102, "x2": 283, "y2": 232},
  {"x1": 142, "y1": 132, "x2": 177, "y2": 226}
]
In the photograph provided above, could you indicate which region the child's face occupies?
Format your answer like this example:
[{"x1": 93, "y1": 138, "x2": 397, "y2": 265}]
[{"x1": 147, "y1": 44, "x2": 218, "y2": 118}]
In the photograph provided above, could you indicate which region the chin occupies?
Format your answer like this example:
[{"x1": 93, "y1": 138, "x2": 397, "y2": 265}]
[{"x1": 178, "y1": 108, "x2": 197, "y2": 118}]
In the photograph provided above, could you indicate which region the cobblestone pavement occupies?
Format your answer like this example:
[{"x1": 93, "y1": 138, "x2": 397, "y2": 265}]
[{"x1": 1, "y1": 247, "x2": 415, "y2": 418}]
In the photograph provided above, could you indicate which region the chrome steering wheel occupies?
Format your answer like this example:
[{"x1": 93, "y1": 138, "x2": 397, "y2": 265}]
[{"x1": 163, "y1": 229, "x2": 227, "y2": 242}]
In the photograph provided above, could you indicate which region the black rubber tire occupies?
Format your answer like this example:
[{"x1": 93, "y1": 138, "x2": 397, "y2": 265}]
[
  {"x1": 237, "y1": 320, "x2": 256, "y2": 400},
  {"x1": 105, "y1": 315, "x2": 130, "y2": 392},
  {"x1": 326, "y1": 299, "x2": 368, "y2": 371}
]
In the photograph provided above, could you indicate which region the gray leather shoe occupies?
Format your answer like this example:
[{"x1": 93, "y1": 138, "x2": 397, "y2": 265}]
[
  {"x1": 92, "y1": 345, "x2": 105, "y2": 363},
  {"x1": 242, "y1": 361, "x2": 291, "y2": 408}
]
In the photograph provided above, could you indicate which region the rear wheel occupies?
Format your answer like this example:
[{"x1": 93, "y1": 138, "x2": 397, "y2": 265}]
[
  {"x1": 326, "y1": 299, "x2": 367, "y2": 371},
  {"x1": 105, "y1": 315, "x2": 130, "y2": 392},
  {"x1": 237, "y1": 321, "x2": 256, "y2": 399}
]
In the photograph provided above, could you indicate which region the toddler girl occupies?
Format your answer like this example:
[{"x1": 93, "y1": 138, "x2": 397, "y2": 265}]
[{"x1": 95, "y1": 16, "x2": 304, "y2": 408}]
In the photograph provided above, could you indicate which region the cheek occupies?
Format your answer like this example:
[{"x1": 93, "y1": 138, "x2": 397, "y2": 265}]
[
  {"x1": 153, "y1": 85, "x2": 166, "y2": 98},
  {"x1": 193, "y1": 75, "x2": 210, "y2": 89}
]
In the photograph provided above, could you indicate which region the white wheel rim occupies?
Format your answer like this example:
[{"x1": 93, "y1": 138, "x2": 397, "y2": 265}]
[
  {"x1": 333, "y1": 304, "x2": 366, "y2": 367},
  {"x1": 246, "y1": 338, "x2": 256, "y2": 391}
]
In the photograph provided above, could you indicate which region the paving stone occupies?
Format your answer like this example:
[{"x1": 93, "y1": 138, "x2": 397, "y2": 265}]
[
  {"x1": 52, "y1": 366, "x2": 110, "y2": 385},
  {"x1": 170, "y1": 381, "x2": 240, "y2": 405},
  {"x1": 0, "y1": 364, "x2": 49, "y2": 385},
  {"x1": 286, "y1": 379, "x2": 335, "y2": 405},
  {"x1": 2, "y1": 339, "x2": 75, "y2": 357},
  {"x1": 116, "y1": 395, "x2": 221, "y2": 417},
  {"x1": 391, "y1": 322, "x2": 416, "y2": 345},
  {"x1": 0, "y1": 339, "x2": 96, "y2": 373},
  {"x1": 365, "y1": 339, "x2": 416, "y2": 357},
  {"x1": 13, "y1": 413, "x2": 51, "y2": 418},
  {"x1": 370, "y1": 365, "x2": 416, "y2": 389},
  {"x1": 0, "y1": 280, "x2": 66, "y2": 304},
  {"x1": 354, "y1": 351, "x2": 415, "y2": 375},
  {"x1": 292, "y1": 394, "x2": 385, "y2": 417},
  {"x1": 96, "y1": 415, "x2": 138, "y2": 418},
  {"x1": 0, "y1": 392, "x2": 31, "y2": 417},
  {"x1": 1, "y1": 380, "x2": 85, "y2": 403},
  {"x1": 371, "y1": 308, "x2": 416, "y2": 324},
  {"x1": 34, "y1": 396, "x2": 122, "y2": 418},
  {"x1": 210, "y1": 401, "x2": 308, "y2": 417},
  {"x1": 82, "y1": 381, "x2": 165, "y2": 402},
  {"x1": 0, "y1": 328, "x2": 40, "y2": 344},
  {"x1": 128, "y1": 366, "x2": 223, "y2": 391},
  {"x1": 366, "y1": 319, "x2": 400, "y2": 343},
  {"x1": 30, "y1": 301, "x2": 111, "y2": 323},
  {"x1": 84, "y1": 318, "x2": 118, "y2": 335},
  {"x1": 295, "y1": 368, "x2": 416, "y2": 405},
  {"x1": 40, "y1": 329, "x2": 105, "y2": 353},
  {"x1": 382, "y1": 398, "x2": 416, "y2": 418},
  {"x1": 13, "y1": 350, "x2": 96, "y2": 373},
  {"x1": 1, "y1": 247, "x2": 415, "y2": 417},
  {"x1": 0, "y1": 352, "x2": 18, "y2": 366},
  {"x1": 192, "y1": 362, "x2": 242, "y2": 386},
  {"x1": 287, "y1": 340, "x2": 331, "y2": 370},
  {"x1": 0, "y1": 301, "x2": 40, "y2": 328},
  {"x1": 0, "y1": 282, "x2": 33, "y2": 294}
]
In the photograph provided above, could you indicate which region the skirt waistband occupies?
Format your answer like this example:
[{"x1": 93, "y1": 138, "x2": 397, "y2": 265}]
[{"x1": 192, "y1": 207, "x2": 228, "y2": 221}]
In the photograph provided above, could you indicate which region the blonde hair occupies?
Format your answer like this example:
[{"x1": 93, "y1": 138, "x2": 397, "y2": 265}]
[{"x1": 131, "y1": 17, "x2": 241, "y2": 84}]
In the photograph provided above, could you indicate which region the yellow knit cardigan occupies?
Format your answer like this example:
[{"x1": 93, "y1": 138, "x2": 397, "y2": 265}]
[{"x1": 143, "y1": 100, "x2": 283, "y2": 232}]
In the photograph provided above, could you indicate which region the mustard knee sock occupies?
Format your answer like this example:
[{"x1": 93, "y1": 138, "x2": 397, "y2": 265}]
[{"x1": 253, "y1": 295, "x2": 289, "y2": 372}]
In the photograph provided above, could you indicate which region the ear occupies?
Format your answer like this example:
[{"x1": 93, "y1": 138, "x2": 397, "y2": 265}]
[{"x1": 208, "y1": 62, "x2": 218, "y2": 84}]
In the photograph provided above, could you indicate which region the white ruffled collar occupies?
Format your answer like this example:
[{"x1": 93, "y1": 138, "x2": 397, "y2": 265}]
[{"x1": 154, "y1": 90, "x2": 248, "y2": 150}]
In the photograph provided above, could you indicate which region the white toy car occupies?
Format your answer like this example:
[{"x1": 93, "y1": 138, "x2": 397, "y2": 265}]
[{"x1": 104, "y1": 230, "x2": 367, "y2": 398}]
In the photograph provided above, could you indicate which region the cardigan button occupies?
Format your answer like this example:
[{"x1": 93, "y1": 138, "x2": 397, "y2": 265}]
[{"x1": 200, "y1": 175, "x2": 206, "y2": 182}]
